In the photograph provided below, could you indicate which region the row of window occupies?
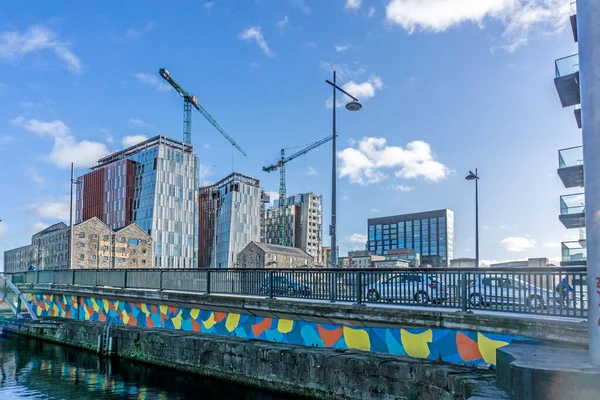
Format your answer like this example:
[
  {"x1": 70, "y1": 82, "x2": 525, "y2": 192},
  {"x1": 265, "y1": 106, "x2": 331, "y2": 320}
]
[
  {"x1": 78, "y1": 232, "x2": 145, "y2": 246},
  {"x1": 79, "y1": 254, "x2": 147, "y2": 264}
]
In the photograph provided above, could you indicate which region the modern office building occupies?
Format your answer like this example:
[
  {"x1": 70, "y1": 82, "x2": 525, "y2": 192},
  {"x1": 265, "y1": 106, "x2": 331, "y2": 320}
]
[
  {"x1": 76, "y1": 136, "x2": 199, "y2": 268},
  {"x1": 554, "y1": 3, "x2": 586, "y2": 267},
  {"x1": 238, "y1": 241, "x2": 314, "y2": 268},
  {"x1": 367, "y1": 209, "x2": 454, "y2": 268},
  {"x1": 262, "y1": 192, "x2": 324, "y2": 266},
  {"x1": 198, "y1": 172, "x2": 264, "y2": 268}
]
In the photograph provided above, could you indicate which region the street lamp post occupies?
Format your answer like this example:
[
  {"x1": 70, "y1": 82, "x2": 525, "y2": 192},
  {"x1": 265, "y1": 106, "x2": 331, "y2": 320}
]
[
  {"x1": 465, "y1": 169, "x2": 479, "y2": 268},
  {"x1": 69, "y1": 163, "x2": 82, "y2": 270},
  {"x1": 325, "y1": 71, "x2": 362, "y2": 269}
]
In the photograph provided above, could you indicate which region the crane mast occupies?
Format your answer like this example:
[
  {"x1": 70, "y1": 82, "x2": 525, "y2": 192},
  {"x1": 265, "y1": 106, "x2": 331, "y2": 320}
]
[
  {"x1": 159, "y1": 68, "x2": 247, "y2": 155},
  {"x1": 263, "y1": 135, "x2": 334, "y2": 247}
]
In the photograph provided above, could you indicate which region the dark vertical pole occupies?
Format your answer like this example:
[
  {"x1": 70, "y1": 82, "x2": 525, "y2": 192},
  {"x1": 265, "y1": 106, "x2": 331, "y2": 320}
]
[
  {"x1": 475, "y1": 169, "x2": 479, "y2": 268},
  {"x1": 69, "y1": 162, "x2": 74, "y2": 271},
  {"x1": 330, "y1": 71, "x2": 337, "y2": 270}
]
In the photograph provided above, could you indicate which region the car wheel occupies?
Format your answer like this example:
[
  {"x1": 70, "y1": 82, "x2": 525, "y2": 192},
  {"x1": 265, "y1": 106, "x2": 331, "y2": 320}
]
[
  {"x1": 414, "y1": 291, "x2": 430, "y2": 305},
  {"x1": 469, "y1": 293, "x2": 484, "y2": 307},
  {"x1": 367, "y1": 289, "x2": 380, "y2": 302},
  {"x1": 527, "y1": 295, "x2": 543, "y2": 311}
]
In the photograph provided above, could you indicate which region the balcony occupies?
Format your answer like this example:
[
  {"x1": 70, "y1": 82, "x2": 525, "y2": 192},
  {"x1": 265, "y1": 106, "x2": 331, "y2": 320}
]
[
  {"x1": 570, "y1": 2, "x2": 578, "y2": 43},
  {"x1": 579, "y1": 227, "x2": 586, "y2": 246},
  {"x1": 554, "y1": 54, "x2": 580, "y2": 107},
  {"x1": 557, "y1": 146, "x2": 584, "y2": 188},
  {"x1": 574, "y1": 105, "x2": 581, "y2": 129},
  {"x1": 561, "y1": 241, "x2": 586, "y2": 266},
  {"x1": 559, "y1": 193, "x2": 585, "y2": 229}
]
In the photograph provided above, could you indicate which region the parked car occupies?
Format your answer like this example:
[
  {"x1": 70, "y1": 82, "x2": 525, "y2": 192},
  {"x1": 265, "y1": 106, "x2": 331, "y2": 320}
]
[
  {"x1": 467, "y1": 276, "x2": 561, "y2": 310},
  {"x1": 364, "y1": 273, "x2": 447, "y2": 304},
  {"x1": 260, "y1": 276, "x2": 312, "y2": 297}
]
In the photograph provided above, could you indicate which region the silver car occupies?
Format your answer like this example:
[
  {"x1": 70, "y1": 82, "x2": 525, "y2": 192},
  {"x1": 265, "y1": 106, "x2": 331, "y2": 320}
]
[
  {"x1": 364, "y1": 273, "x2": 447, "y2": 304},
  {"x1": 468, "y1": 276, "x2": 560, "y2": 310}
]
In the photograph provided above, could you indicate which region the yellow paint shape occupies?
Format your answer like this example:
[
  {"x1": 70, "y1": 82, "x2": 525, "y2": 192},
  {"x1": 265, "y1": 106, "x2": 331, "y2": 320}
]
[
  {"x1": 141, "y1": 303, "x2": 150, "y2": 316},
  {"x1": 92, "y1": 300, "x2": 100, "y2": 313},
  {"x1": 343, "y1": 326, "x2": 371, "y2": 351},
  {"x1": 159, "y1": 305, "x2": 168, "y2": 315},
  {"x1": 202, "y1": 313, "x2": 216, "y2": 329},
  {"x1": 102, "y1": 299, "x2": 109, "y2": 313},
  {"x1": 172, "y1": 311, "x2": 183, "y2": 329},
  {"x1": 400, "y1": 329, "x2": 433, "y2": 359},
  {"x1": 225, "y1": 313, "x2": 240, "y2": 332},
  {"x1": 84, "y1": 306, "x2": 90, "y2": 320},
  {"x1": 52, "y1": 304, "x2": 59, "y2": 317},
  {"x1": 190, "y1": 309, "x2": 200, "y2": 320},
  {"x1": 477, "y1": 333, "x2": 508, "y2": 365},
  {"x1": 122, "y1": 310, "x2": 130, "y2": 325},
  {"x1": 277, "y1": 319, "x2": 294, "y2": 333}
]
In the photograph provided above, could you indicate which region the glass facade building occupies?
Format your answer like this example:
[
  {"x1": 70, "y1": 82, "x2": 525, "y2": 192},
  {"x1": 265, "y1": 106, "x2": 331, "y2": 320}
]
[
  {"x1": 76, "y1": 136, "x2": 199, "y2": 269},
  {"x1": 367, "y1": 209, "x2": 454, "y2": 267},
  {"x1": 199, "y1": 173, "x2": 263, "y2": 268}
]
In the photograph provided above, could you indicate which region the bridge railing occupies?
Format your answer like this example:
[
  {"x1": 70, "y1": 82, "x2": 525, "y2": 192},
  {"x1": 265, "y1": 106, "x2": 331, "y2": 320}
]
[{"x1": 4, "y1": 267, "x2": 588, "y2": 318}]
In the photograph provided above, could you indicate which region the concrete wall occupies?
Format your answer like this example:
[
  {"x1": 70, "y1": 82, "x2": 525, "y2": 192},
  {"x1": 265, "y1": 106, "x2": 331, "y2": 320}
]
[{"x1": 3, "y1": 319, "x2": 508, "y2": 400}]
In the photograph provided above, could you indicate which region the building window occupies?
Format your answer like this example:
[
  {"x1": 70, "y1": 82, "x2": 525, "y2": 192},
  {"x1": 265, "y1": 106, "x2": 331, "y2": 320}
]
[
  {"x1": 79, "y1": 254, "x2": 84, "y2": 260},
  {"x1": 142, "y1": 249, "x2": 146, "y2": 254},
  {"x1": 121, "y1": 237, "x2": 126, "y2": 242},
  {"x1": 103, "y1": 245, "x2": 109, "y2": 251},
  {"x1": 79, "y1": 243, "x2": 85, "y2": 248},
  {"x1": 131, "y1": 249, "x2": 136, "y2": 255},
  {"x1": 92, "y1": 234, "x2": 98, "y2": 239},
  {"x1": 120, "y1": 258, "x2": 125, "y2": 263},
  {"x1": 92, "y1": 255, "x2": 97, "y2": 261},
  {"x1": 129, "y1": 238, "x2": 138, "y2": 246},
  {"x1": 104, "y1": 235, "x2": 109, "y2": 240},
  {"x1": 132, "y1": 258, "x2": 136, "y2": 263},
  {"x1": 142, "y1": 259, "x2": 146, "y2": 264},
  {"x1": 103, "y1": 256, "x2": 108, "y2": 261},
  {"x1": 79, "y1": 232, "x2": 85, "y2": 238},
  {"x1": 141, "y1": 240, "x2": 147, "y2": 245},
  {"x1": 92, "y1": 244, "x2": 97, "y2": 249}
]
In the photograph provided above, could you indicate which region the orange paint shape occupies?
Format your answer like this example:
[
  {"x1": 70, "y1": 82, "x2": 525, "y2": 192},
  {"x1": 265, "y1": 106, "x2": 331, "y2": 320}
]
[
  {"x1": 128, "y1": 316, "x2": 137, "y2": 326},
  {"x1": 150, "y1": 305, "x2": 158, "y2": 314},
  {"x1": 318, "y1": 325, "x2": 343, "y2": 347},
  {"x1": 65, "y1": 311, "x2": 72, "y2": 319},
  {"x1": 167, "y1": 306, "x2": 179, "y2": 315},
  {"x1": 108, "y1": 302, "x2": 116, "y2": 311},
  {"x1": 251, "y1": 318, "x2": 272, "y2": 337},
  {"x1": 214, "y1": 312, "x2": 227, "y2": 322},
  {"x1": 98, "y1": 313, "x2": 106, "y2": 322},
  {"x1": 456, "y1": 332, "x2": 483, "y2": 362},
  {"x1": 192, "y1": 319, "x2": 201, "y2": 332},
  {"x1": 145, "y1": 316, "x2": 154, "y2": 328},
  {"x1": 87, "y1": 306, "x2": 95, "y2": 316}
]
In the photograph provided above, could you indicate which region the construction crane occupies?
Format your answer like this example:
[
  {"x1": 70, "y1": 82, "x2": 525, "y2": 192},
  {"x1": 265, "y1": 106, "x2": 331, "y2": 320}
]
[
  {"x1": 263, "y1": 135, "x2": 333, "y2": 246},
  {"x1": 158, "y1": 68, "x2": 247, "y2": 155}
]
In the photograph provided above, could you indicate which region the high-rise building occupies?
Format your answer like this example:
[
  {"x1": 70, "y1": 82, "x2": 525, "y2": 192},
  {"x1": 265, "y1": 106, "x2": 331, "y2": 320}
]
[
  {"x1": 76, "y1": 136, "x2": 199, "y2": 268},
  {"x1": 367, "y1": 209, "x2": 454, "y2": 268},
  {"x1": 262, "y1": 192, "x2": 323, "y2": 266},
  {"x1": 198, "y1": 172, "x2": 264, "y2": 268},
  {"x1": 554, "y1": 3, "x2": 586, "y2": 267}
]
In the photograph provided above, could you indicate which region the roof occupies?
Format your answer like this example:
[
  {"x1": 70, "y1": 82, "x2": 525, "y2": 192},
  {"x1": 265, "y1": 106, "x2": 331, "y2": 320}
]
[
  {"x1": 250, "y1": 242, "x2": 313, "y2": 259},
  {"x1": 33, "y1": 222, "x2": 68, "y2": 236}
]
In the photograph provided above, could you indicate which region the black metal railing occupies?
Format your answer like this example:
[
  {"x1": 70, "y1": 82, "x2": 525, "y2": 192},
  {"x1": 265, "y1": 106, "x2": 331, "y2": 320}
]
[{"x1": 4, "y1": 267, "x2": 588, "y2": 318}]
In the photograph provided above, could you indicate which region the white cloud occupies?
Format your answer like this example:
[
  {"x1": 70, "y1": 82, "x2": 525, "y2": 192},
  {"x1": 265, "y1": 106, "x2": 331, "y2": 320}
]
[
  {"x1": 542, "y1": 241, "x2": 561, "y2": 249},
  {"x1": 334, "y1": 44, "x2": 350, "y2": 52},
  {"x1": 326, "y1": 75, "x2": 383, "y2": 108},
  {"x1": 306, "y1": 166, "x2": 317, "y2": 176},
  {"x1": 345, "y1": 0, "x2": 362, "y2": 10},
  {"x1": 26, "y1": 197, "x2": 70, "y2": 221},
  {"x1": 385, "y1": 0, "x2": 569, "y2": 52},
  {"x1": 0, "y1": 25, "x2": 82, "y2": 73},
  {"x1": 126, "y1": 21, "x2": 156, "y2": 40},
  {"x1": 204, "y1": 1, "x2": 214, "y2": 12},
  {"x1": 249, "y1": 61, "x2": 262, "y2": 69},
  {"x1": 11, "y1": 116, "x2": 109, "y2": 168},
  {"x1": 24, "y1": 166, "x2": 46, "y2": 186},
  {"x1": 368, "y1": 6, "x2": 376, "y2": 18},
  {"x1": 320, "y1": 61, "x2": 366, "y2": 81},
  {"x1": 265, "y1": 191, "x2": 280, "y2": 206},
  {"x1": 277, "y1": 16, "x2": 289, "y2": 30},
  {"x1": 122, "y1": 135, "x2": 148, "y2": 147},
  {"x1": 338, "y1": 137, "x2": 452, "y2": 185},
  {"x1": 501, "y1": 236, "x2": 536, "y2": 252},
  {"x1": 239, "y1": 26, "x2": 274, "y2": 57},
  {"x1": 31, "y1": 222, "x2": 48, "y2": 234},
  {"x1": 346, "y1": 233, "x2": 367, "y2": 243},
  {"x1": 369, "y1": 208, "x2": 380, "y2": 213},
  {"x1": 127, "y1": 118, "x2": 152, "y2": 128},
  {"x1": 132, "y1": 72, "x2": 171, "y2": 92},
  {"x1": 203, "y1": 143, "x2": 211, "y2": 149},
  {"x1": 391, "y1": 184, "x2": 414, "y2": 192},
  {"x1": 290, "y1": 0, "x2": 311, "y2": 14}
]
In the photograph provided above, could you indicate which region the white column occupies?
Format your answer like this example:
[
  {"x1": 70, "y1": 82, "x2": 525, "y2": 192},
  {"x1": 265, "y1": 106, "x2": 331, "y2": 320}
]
[{"x1": 578, "y1": 0, "x2": 600, "y2": 366}]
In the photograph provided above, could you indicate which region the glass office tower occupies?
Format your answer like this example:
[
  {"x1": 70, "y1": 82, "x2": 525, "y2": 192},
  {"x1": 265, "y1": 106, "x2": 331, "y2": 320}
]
[
  {"x1": 367, "y1": 209, "x2": 454, "y2": 267},
  {"x1": 76, "y1": 136, "x2": 199, "y2": 268},
  {"x1": 199, "y1": 173, "x2": 263, "y2": 268}
]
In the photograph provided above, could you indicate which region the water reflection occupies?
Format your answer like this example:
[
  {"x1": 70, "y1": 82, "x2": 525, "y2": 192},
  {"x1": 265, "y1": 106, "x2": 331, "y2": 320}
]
[{"x1": 0, "y1": 335, "x2": 304, "y2": 400}]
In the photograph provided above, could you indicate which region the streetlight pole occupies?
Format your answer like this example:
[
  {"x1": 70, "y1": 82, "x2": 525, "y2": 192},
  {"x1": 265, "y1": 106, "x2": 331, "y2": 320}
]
[
  {"x1": 69, "y1": 163, "x2": 82, "y2": 270},
  {"x1": 325, "y1": 71, "x2": 362, "y2": 269},
  {"x1": 465, "y1": 169, "x2": 479, "y2": 268}
]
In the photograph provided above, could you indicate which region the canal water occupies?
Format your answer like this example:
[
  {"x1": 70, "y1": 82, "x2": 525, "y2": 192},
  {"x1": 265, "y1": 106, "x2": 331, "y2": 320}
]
[{"x1": 0, "y1": 334, "x2": 305, "y2": 400}]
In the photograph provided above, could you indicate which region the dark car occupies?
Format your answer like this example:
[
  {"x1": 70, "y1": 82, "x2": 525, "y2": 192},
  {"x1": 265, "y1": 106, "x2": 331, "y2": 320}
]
[{"x1": 260, "y1": 276, "x2": 312, "y2": 297}]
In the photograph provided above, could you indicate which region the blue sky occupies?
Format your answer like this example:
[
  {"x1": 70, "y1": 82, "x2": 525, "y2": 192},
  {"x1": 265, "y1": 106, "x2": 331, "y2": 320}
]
[{"x1": 0, "y1": 0, "x2": 580, "y2": 269}]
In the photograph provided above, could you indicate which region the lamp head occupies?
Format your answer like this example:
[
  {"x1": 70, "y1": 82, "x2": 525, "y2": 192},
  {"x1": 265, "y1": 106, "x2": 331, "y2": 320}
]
[
  {"x1": 465, "y1": 171, "x2": 478, "y2": 181},
  {"x1": 345, "y1": 101, "x2": 362, "y2": 111}
]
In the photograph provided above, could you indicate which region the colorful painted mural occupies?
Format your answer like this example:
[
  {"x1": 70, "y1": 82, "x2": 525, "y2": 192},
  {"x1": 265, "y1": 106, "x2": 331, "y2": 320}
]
[{"x1": 32, "y1": 293, "x2": 526, "y2": 366}]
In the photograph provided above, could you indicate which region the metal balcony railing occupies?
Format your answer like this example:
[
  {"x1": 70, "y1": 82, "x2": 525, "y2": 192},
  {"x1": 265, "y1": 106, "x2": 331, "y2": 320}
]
[
  {"x1": 562, "y1": 241, "x2": 587, "y2": 263},
  {"x1": 555, "y1": 54, "x2": 579, "y2": 78}
]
